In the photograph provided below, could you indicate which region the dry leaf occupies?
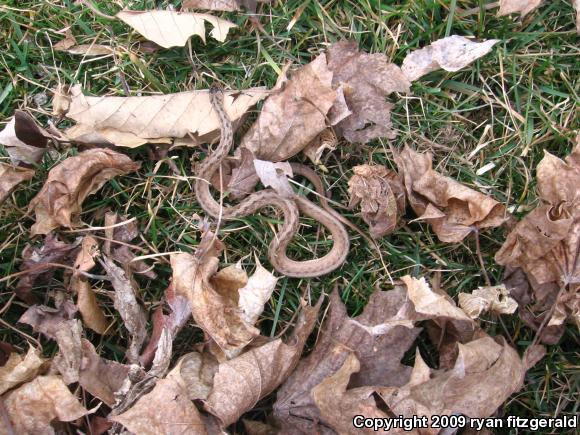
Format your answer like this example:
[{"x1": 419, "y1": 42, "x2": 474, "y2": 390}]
[
  {"x1": 0, "y1": 111, "x2": 51, "y2": 165},
  {"x1": 1, "y1": 375, "x2": 90, "y2": 435},
  {"x1": 458, "y1": 284, "x2": 518, "y2": 319},
  {"x1": 401, "y1": 35, "x2": 499, "y2": 82},
  {"x1": 0, "y1": 347, "x2": 46, "y2": 395},
  {"x1": 28, "y1": 148, "x2": 140, "y2": 235},
  {"x1": 116, "y1": 9, "x2": 237, "y2": 48},
  {"x1": 52, "y1": 319, "x2": 83, "y2": 384},
  {"x1": 327, "y1": 40, "x2": 411, "y2": 143},
  {"x1": 348, "y1": 164, "x2": 406, "y2": 238},
  {"x1": 498, "y1": 0, "x2": 543, "y2": 17},
  {"x1": 238, "y1": 258, "x2": 278, "y2": 325},
  {"x1": 203, "y1": 300, "x2": 321, "y2": 427},
  {"x1": 0, "y1": 163, "x2": 35, "y2": 204},
  {"x1": 240, "y1": 53, "x2": 338, "y2": 162},
  {"x1": 15, "y1": 233, "x2": 80, "y2": 303},
  {"x1": 575, "y1": 0, "x2": 580, "y2": 33},
  {"x1": 183, "y1": 0, "x2": 265, "y2": 12},
  {"x1": 396, "y1": 146, "x2": 508, "y2": 242},
  {"x1": 18, "y1": 301, "x2": 77, "y2": 340},
  {"x1": 52, "y1": 84, "x2": 71, "y2": 117},
  {"x1": 100, "y1": 256, "x2": 148, "y2": 364},
  {"x1": 254, "y1": 159, "x2": 294, "y2": 197},
  {"x1": 110, "y1": 353, "x2": 210, "y2": 434},
  {"x1": 496, "y1": 144, "x2": 580, "y2": 336},
  {"x1": 65, "y1": 85, "x2": 266, "y2": 148},
  {"x1": 274, "y1": 288, "x2": 420, "y2": 433},
  {"x1": 302, "y1": 128, "x2": 338, "y2": 165},
  {"x1": 171, "y1": 232, "x2": 259, "y2": 358}
]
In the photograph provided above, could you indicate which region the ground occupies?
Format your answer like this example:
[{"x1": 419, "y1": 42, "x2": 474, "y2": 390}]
[{"x1": 0, "y1": 0, "x2": 578, "y2": 433}]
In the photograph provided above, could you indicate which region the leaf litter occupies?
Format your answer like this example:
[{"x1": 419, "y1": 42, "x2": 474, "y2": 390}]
[{"x1": 0, "y1": 4, "x2": 572, "y2": 432}]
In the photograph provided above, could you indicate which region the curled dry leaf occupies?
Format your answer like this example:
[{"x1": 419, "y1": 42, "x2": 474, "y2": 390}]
[
  {"x1": 54, "y1": 30, "x2": 115, "y2": 56},
  {"x1": 15, "y1": 233, "x2": 80, "y2": 304},
  {"x1": 116, "y1": 9, "x2": 237, "y2": 48},
  {"x1": 171, "y1": 232, "x2": 260, "y2": 359},
  {"x1": 302, "y1": 127, "x2": 338, "y2": 165},
  {"x1": 0, "y1": 163, "x2": 34, "y2": 204},
  {"x1": 254, "y1": 159, "x2": 293, "y2": 197},
  {"x1": 238, "y1": 258, "x2": 278, "y2": 325},
  {"x1": 183, "y1": 0, "x2": 267, "y2": 12},
  {"x1": 28, "y1": 148, "x2": 140, "y2": 235},
  {"x1": 458, "y1": 284, "x2": 518, "y2": 319},
  {"x1": 18, "y1": 301, "x2": 77, "y2": 340},
  {"x1": 65, "y1": 85, "x2": 266, "y2": 148},
  {"x1": 348, "y1": 164, "x2": 406, "y2": 238},
  {"x1": 203, "y1": 300, "x2": 321, "y2": 427},
  {"x1": 396, "y1": 146, "x2": 508, "y2": 243},
  {"x1": 0, "y1": 111, "x2": 51, "y2": 165},
  {"x1": 401, "y1": 35, "x2": 499, "y2": 82},
  {"x1": 1, "y1": 375, "x2": 90, "y2": 435},
  {"x1": 0, "y1": 347, "x2": 46, "y2": 395},
  {"x1": 274, "y1": 288, "x2": 420, "y2": 433},
  {"x1": 100, "y1": 255, "x2": 147, "y2": 364},
  {"x1": 498, "y1": 0, "x2": 543, "y2": 17},
  {"x1": 327, "y1": 40, "x2": 411, "y2": 143},
  {"x1": 496, "y1": 143, "x2": 580, "y2": 336}
]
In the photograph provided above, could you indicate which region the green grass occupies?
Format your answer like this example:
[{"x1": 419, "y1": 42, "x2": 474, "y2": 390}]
[{"x1": 1, "y1": 0, "x2": 579, "y2": 433}]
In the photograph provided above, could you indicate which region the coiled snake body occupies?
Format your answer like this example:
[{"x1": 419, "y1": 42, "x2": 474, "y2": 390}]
[{"x1": 194, "y1": 87, "x2": 349, "y2": 277}]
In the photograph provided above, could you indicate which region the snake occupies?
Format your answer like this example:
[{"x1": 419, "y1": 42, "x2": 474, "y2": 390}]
[{"x1": 194, "y1": 87, "x2": 350, "y2": 278}]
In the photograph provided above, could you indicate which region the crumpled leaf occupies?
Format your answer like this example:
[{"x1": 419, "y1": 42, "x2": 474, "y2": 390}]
[
  {"x1": 0, "y1": 111, "x2": 51, "y2": 165},
  {"x1": 401, "y1": 35, "x2": 499, "y2": 82},
  {"x1": 327, "y1": 40, "x2": 411, "y2": 143},
  {"x1": 171, "y1": 232, "x2": 259, "y2": 359},
  {"x1": 15, "y1": 233, "x2": 80, "y2": 304},
  {"x1": 238, "y1": 258, "x2": 278, "y2": 325},
  {"x1": 203, "y1": 300, "x2": 321, "y2": 427},
  {"x1": 496, "y1": 143, "x2": 580, "y2": 336},
  {"x1": 396, "y1": 146, "x2": 508, "y2": 242},
  {"x1": 65, "y1": 84, "x2": 266, "y2": 148},
  {"x1": 110, "y1": 353, "x2": 210, "y2": 435},
  {"x1": 183, "y1": 0, "x2": 266, "y2": 12},
  {"x1": 116, "y1": 9, "x2": 237, "y2": 48},
  {"x1": 274, "y1": 288, "x2": 420, "y2": 433},
  {"x1": 254, "y1": 159, "x2": 293, "y2": 197},
  {"x1": 18, "y1": 301, "x2": 78, "y2": 340},
  {"x1": 28, "y1": 148, "x2": 140, "y2": 235},
  {"x1": 100, "y1": 256, "x2": 148, "y2": 364},
  {"x1": 52, "y1": 319, "x2": 83, "y2": 384},
  {"x1": 1, "y1": 375, "x2": 91, "y2": 435},
  {"x1": 348, "y1": 164, "x2": 406, "y2": 238},
  {"x1": 0, "y1": 347, "x2": 46, "y2": 395},
  {"x1": 497, "y1": 0, "x2": 543, "y2": 17},
  {"x1": 302, "y1": 128, "x2": 338, "y2": 165},
  {"x1": 0, "y1": 163, "x2": 34, "y2": 204},
  {"x1": 458, "y1": 284, "x2": 518, "y2": 319}
]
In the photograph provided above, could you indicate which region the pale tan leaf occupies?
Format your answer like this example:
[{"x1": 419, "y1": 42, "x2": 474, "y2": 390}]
[
  {"x1": 302, "y1": 128, "x2": 338, "y2": 165},
  {"x1": 458, "y1": 284, "x2": 518, "y2": 319},
  {"x1": 253, "y1": 159, "x2": 293, "y2": 197},
  {"x1": 574, "y1": 0, "x2": 580, "y2": 33},
  {"x1": 59, "y1": 44, "x2": 116, "y2": 56},
  {"x1": 28, "y1": 148, "x2": 140, "y2": 235},
  {"x1": 0, "y1": 347, "x2": 46, "y2": 395},
  {"x1": 65, "y1": 85, "x2": 267, "y2": 148},
  {"x1": 401, "y1": 35, "x2": 499, "y2": 82},
  {"x1": 183, "y1": 0, "x2": 267, "y2": 13},
  {"x1": 203, "y1": 301, "x2": 321, "y2": 427},
  {"x1": 238, "y1": 258, "x2": 278, "y2": 325},
  {"x1": 498, "y1": 0, "x2": 543, "y2": 17},
  {"x1": 348, "y1": 164, "x2": 406, "y2": 238},
  {"x1": 0, "y1": 111, "x2": 51, "y2": 165},
  {"x1": 52, "y1": 84, "x2": 71, "y2": 117},
  {"x1": 116, "y1": 10, "x2": 237, "y2": 48},
  {"x1": 396, "y1": 146, "x2": 508, "y2": 242},
  {"x1": 2, "y1": 375, "x2": 90, "y2": 435},
  {"x1": 327, "y1": 40, "x2": 411, "y2": 143},
  {"x1": 53, "y1": 319, "x2": 83, "y2": 384},
  {"x1": 0, "y1": 163, "x2": 35, "y2": 205}
]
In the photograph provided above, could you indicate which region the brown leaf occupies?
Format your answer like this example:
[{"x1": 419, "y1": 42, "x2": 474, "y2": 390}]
[
  {"x1": 2, "y1": 375, "x2": 90, "y2": 434},
  {"x1": 116, "y1": 9, "x2": 236, "y2": 48},
  {"x1": 327, "y1": 40, "x2": 411, "y2": 143},
  {"x1": 498, "y1": 0, "x2": 543, "y2": 17},
  {"x1": 239, "y1": 53, "x2": 337, "y2": 162},
  {"x1": 348, "y1": 164, "x2": 406, "y2": 238},
  {"x1": 28, "y1": 148, "x2": 140, "y2": 235},
  {"x1": 65, "y1": 85, "x2": 266, "y2": 148},
  {"x1": 100, "y1": 256, "x2": 148, "y2": 364},
  {"x1": 396, "y1": 146, "x2": 508, "y2": 242},
  {"x1": 52, "y1": 319, "x2": 83, "y2": 384},
  {"x1": 110, "y1": 353, "x2": 211, "y2": 435},
  {"x1": 0, "y1": 111, "x2": 51, "y2": 165},
  {"x1": 0, "y1": 347, "x2": 46, "y2": 395},
  {"x1": 302, "y1": 128, "x2": 339, "y2": 165},
  {"x1": 18, "y1": 301, "x2": 77, "y2": 340},
  {"x1": 15, "y1": 233, "x2": 80, "y2": 303},
  {"x1": 52, "y1": 84, "x2": 71, "y2": 117},
  {"x1": 171, "y1": 232, "x2": 259, "y2": 358},
  {"x1": 458, "y1": 284, "x2": 518, "y2": 319},
  {"x1": 0, "y1": 163, "x2": 35, "y2": 204},
  {"x1": 183, "y1": 0, "x2": 266, "y2": 13},
  {"x1": 401, "y1": 36, "x2": 499, "y2": 82},
  {"x1": 274, "y1": 288, "x2": 420, "y2": 433},
  {"x1": 203, "y1": 300, "x2": 321, "y2": 427},
  {"x1": 238, "y1": 258, "x2": 278, "y2": 325},
  {"x1": 254, "y1": 160, "x2": 294, "y2": 197}
]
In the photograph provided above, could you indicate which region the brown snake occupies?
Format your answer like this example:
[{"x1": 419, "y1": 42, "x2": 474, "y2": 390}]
[{"x1": 194, "y1": 87, "x2": 349, "y2": 277}]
